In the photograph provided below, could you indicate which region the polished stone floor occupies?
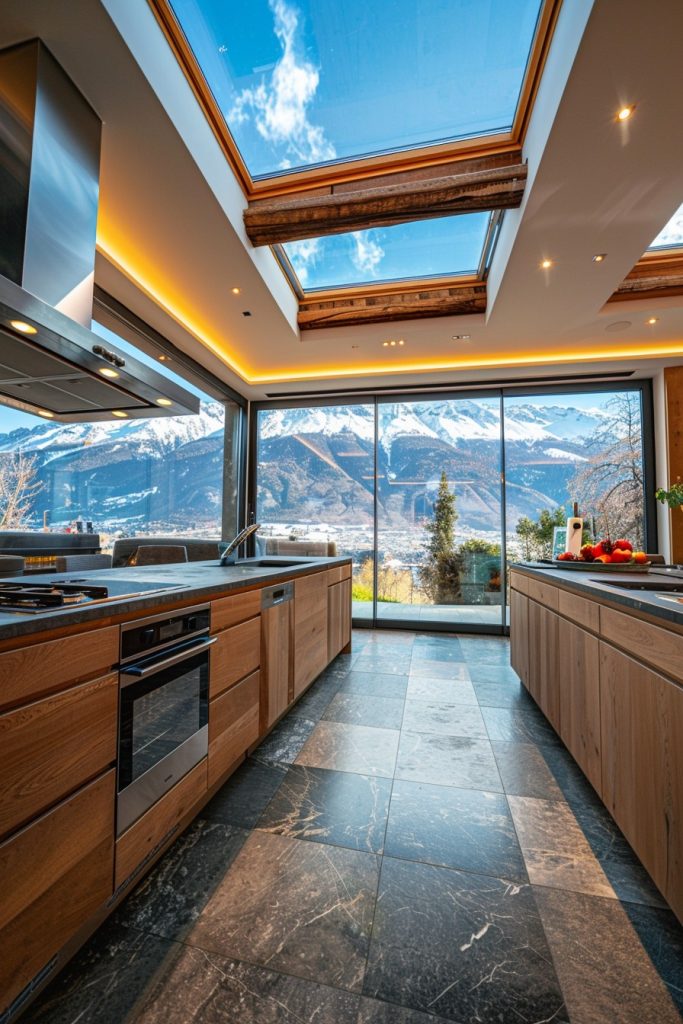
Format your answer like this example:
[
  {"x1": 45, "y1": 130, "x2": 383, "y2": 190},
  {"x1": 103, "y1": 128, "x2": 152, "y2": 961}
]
[{"x1": 25, "y1": 631, "x2": 683, "y2": 1024}]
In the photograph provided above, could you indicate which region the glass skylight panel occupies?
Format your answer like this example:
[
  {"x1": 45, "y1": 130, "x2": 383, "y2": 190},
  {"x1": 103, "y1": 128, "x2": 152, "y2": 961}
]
[
  {"x1": 168, "y1": 0, "x2": 544, "y2": 178},
  {"x1": 280, "y1": 212, "x2": 490, "y2": 291},
  {"x1": 648, "y1": 203, "x2": 683, "y2": 250}
]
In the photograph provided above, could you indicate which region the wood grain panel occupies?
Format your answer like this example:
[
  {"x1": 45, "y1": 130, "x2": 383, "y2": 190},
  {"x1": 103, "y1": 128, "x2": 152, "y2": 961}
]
[
  {"x1": 211, "y1": 589, "x2": 261, "y2": 634},
  {"x1": 208, "y1": 670, "x2": 260, "y2": 788},
  {"x1": 600, "y1": 606, "x2": 683, "y2": 685},
  {"x1": 0, "y1": 773, "x2": 114, "y2": 1013},
  {"x1": 665, "y1": 365, "x2": 683, "y2": 564},
  {"x1": 261, "y1": 602, "x2": 292, "y2": 730},
  {"x1": 0, "y1": 674, "x2": 118, "y2": 840},
  {"x1": 293, "y1": 572, "x2": 328, "y2": 697},
  {"x1": 600, "y1": 643, "x2": 683, "y2": 920},
  {"x1": 558, "y1": 618, "x2": 601, "y2": 793},
  {"x1": 0, "y1": 626, "x2": 119, "y2": 711},
  {"x1": 339, "y1": 578, "x2": 352, "y2": 652},
  {"x1": 509, "y1": 588, "x2": 529, "y2": 687},
  {"x1": 327, "y1": 566, "x2": 344, "y2": 585},
  {"x1": 210, "y1": 615, "x2": 260, "y2": 699},
  {"x1": 115, "y1": 759, "x2": 207, "y2": 890},
  {"x1": 558, "y1": 588, "x2": 600, "y2": 633},
  {"x1": 509, "y1": 570, "x2": 529, "y2": 595},
  {"x1": 528, "y1": 600, "x2": 560, "y2": 731},
  {"x1": 327, "y1": 581, "x2": 343, "y2": 662},
  {"x1": 525, "y1": 576, "x2": 560, "y2": 611}
]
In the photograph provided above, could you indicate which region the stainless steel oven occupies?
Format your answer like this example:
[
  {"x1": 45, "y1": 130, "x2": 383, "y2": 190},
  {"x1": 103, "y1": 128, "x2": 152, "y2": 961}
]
[{"x1": 117, "y1": 604, "x2": 214, "y2": 835}]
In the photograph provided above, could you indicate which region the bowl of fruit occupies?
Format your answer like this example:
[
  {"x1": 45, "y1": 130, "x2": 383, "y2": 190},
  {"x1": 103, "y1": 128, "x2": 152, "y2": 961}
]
[{"x1": 554, "y1": 539, "x2": 650, "y2": 571}]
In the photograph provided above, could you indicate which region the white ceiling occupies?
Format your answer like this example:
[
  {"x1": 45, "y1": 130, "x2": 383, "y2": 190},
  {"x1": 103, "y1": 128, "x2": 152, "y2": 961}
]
[{"x1": 1, "y1": 0, "x2": 682, "y2": 400}]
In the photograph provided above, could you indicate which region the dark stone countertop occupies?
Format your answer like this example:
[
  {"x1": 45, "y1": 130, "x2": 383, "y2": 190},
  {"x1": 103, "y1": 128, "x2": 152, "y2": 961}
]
[
  {"x1": 0, "y1": 556, "x2": 352, "y2": 643},
  {"x1": 511, "y1": 562, "x2": 683, "y2": 629}
]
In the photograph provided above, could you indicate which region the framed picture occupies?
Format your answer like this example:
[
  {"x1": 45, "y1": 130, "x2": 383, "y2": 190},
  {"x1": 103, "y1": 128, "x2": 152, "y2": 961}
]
[{"x1": 552, "y1": 526, "x2": 567, "y2": 558}]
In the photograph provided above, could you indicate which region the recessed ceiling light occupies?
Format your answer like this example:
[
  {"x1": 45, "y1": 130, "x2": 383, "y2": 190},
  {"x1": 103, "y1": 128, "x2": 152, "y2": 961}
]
[
  {"x1": 9, "y1": 320, "x2": 37, "y2": 334},
  {"x1": 242, "y1": 310, "x2": 252, "y2": 317},
  {"x1": 452, "y1": 334, "x2": 471, "y2": 340},
  {"x1": 231, "y1": 287, "x2": 241, "y2": 295},
  {"x1": 617, "y1": 105, "x2": 635, "y2": 121},
  {"x1": 540, "y1": 258, "x2": 553, "y2": 270},
  {"x1": 158, "y1": 354, "x2": 168, "y2": 362},
  {"x1": 112, "y1": 410, "x2": 128, "y2": 418},
  {"x1": 592, "y1": 253, "x2": 607, "y2": 263},
  {"x1": 156, "y1": 397, "x2": 173, "y2": 406},
  {"x1": 398, "y1": 339, "x2": 405, "y2": 346},
  {"x1": 605, "y1": 320, "x2": 632, "y2": 332},
  {"x1": 99, "y1": 367, "x2": 119, "y2": 378},
  {"x1": 646, "y1": 317, "x2": 659, "y2": 325},
  {"x1": 37, "y1": 409, "x2": 54, "y2": 418},
  {"x1": 382, "y1": 341, "x2": 389, "y2": 347}
]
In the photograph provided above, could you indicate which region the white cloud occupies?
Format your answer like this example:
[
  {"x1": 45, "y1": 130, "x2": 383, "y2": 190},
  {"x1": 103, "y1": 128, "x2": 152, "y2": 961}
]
[
  {"x1": 350, "y1": 231, "x2": 385, "y2": 276},
  {"x1": 230, "y1": 0, "x2": 335, "y2": 168},
  {"x1": 286, "y1": 237, "x2": 321, "y2": 285}
]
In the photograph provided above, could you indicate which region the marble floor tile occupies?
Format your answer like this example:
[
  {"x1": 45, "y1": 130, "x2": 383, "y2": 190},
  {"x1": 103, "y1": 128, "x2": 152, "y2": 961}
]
[
  {"x1": 251, "y1": 715, "x2": 317, "y2": 765},
  {"x1": 256, "y1": 764, "x2": 391, "y2": 853},
  {"x1": 295, "y1": 721, "x2": 399, "y2": 778},
  {"x1": 384, "y1": 780, "x2": 527, "y2": 882},
  {"x1": 395, "y1": 730, "x2": 503, "y2": 792},
  {"x1": 405, "y1": 675, "x2": 478, "y2": 705},
  {"x1": 323, "y1": 692, "x2": 405, "y2": 730},
  {"x1": 472, "y1": 679, "x2": 533, "y2": 709},
  {"x1": 18, "y1": 921, "x2": 177, "y2": 1024},
  {"x1": 467, "y1": 662, "x2": 522, "y2": 686},
  {"x1": 508, "y1": 795, "x2": 616, "y2": 898},
  {"x1": 201, "y1": 760, "x2": 288, "y2": 829},
  {"x1": 401, "y1": 699, "x2": 487, "y2": 738},
  {"x1": 289, "y1": 673, "x2": 344, "y2": 720},
  {"x1": 358, "y1": 997, "x2": 454, "y2": 1024},
  {"x1": 136, "y1": 947, "x2": 361, "y2": 1024},
  {"x1": 536, "y1": 887, "x2": 683, "y2": 1023},
  {"x1": 352, "y1": 655, "x2": 410, "y2": 676},
  {"x1": 364, "y1": 857, "x2": 567, "y2": 1023},
  {"x1": 481, "y1": 705, "x2": 561, "y2": 746},
  {"x1": 117, "y1": 820, "x2": 249, "y2": 941},
  {"x1": 365, "y1": 630, "x2": 414, "y2": 645},
  {"x1": 410, "y1": 643, "x2": 464, "y2": 664},
  {"x1": 408, "y1": 659, "x2": 471, "y2": 680},
  {"x1": 492, "y1": 742, "x2": 564, "y2": 800},
  {"x1": 340, "y1": 671, "x2": 409, "y2": 699},
  {"x1": 188, "y1": 831, "x2": 379, "y2": 993}
]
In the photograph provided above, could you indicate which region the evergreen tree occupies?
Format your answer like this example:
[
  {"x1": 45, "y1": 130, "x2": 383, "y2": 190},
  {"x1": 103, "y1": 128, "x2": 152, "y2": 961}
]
[{"x1": 419, "y1": 471, "x2": 462, "y2": 603}]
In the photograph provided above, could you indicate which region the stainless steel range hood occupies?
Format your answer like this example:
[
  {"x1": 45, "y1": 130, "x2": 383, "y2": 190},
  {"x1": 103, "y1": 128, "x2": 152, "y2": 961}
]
[{"x1": 0, "y1": 39, "x2": 199, "y2": 421}]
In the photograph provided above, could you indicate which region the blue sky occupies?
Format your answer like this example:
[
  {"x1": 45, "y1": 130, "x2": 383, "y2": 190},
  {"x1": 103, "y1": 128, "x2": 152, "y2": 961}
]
[{"x1": 171, "y1": 0, "x2": 542, "y2": 177}]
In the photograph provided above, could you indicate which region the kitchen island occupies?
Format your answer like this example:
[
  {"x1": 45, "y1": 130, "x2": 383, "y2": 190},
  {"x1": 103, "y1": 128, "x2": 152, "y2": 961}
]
[
  {"x1": 0, "y1": 555, "x2": 352, "y2": 1022},
  {"x1": 509, "y1": 563, "x2": 682, "y2": 925}
]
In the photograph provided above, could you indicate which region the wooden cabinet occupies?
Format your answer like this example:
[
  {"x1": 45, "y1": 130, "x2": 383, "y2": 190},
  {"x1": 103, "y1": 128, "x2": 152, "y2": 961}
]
[
  {"x1": 558, "y1": 617, "x2": 601, "y2": 793},
  {"x1": 293, "y1": 572, "x2": 328, "y2": 698},
  {"x1": 210, "y1": 615, "x2": 260, "y2": 699},
  {"x1": 0, "y1": 672, "x2": 118, "y2": 839},
  {"x1": 0, "y1": 770, "x2": 115, "y2": 1011},
  {"x1": 509, "y1": 586, "x2": 529, "y2": 687},
  {"x1": 211, "y1": 589, "x2": 261, "y2": 633},
  {"x1": 208, "y1": 669, "x2": 260, "y2": 788},
  {"x1": 600, "y1": 643, "x2": 683, "y2": 919},
  {"x1": 261, "y1": 599, "x2": 293, "y2": 731},
  {"x1": 328, "y1": 578, "x2": 351, "y2": 662},
  {"x1": 527, "y1": 600, "x2": 560, "y2": 731}
]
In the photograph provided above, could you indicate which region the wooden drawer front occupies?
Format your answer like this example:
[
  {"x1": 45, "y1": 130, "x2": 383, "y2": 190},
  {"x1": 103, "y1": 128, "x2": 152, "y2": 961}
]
[
  {"x1": 115, "y1": 759, "x2": 207, "y2": 890},
  {"x1": 558, "y1": 589, "x2": 600, "y2": 633},
  {"x1": 0, "y1": 626, "x2": 119, "y2": 711},
  {"x1": 0, "y1": 771, "x2": 114, "y2": 1012},
  {"x1": 327, "y1": 566, "x2": 344, "y2": 585},
  {"x1": 558, "y1": 619, "x2": 601, "y2": 794},
  {"x1": 211, "y1": 589, "x2": 261, "y2": 634},
  {"x1": 525, "y1": 576, "x2": 559, "y2": 610},
  {"x1": 600, "y1": 643, "x2": 682, "y2": 919},
  {"x1": 527, "y1": 601, "x2": 560, "y2": 731},
  {"x1": 510, "y1": 571, "x2": 529, "y2": 596},
  {"x1": 209, "y1": 670, "x2": 260, "y2": 788},
  {"x1": 0, "y1": 673, "x2": 118, "y2": 840},
  {"x1": 294, "y1": 572, "x2": 328, "y2": 698},
  {"x1": 210, "y1": 615, "x2": 260, "y2": 699},
  {"x1": 262, "y1": 603, "x2": 293, "y2": 731},
  {"x1": 600, "y1": 606, "x2": 683, "y2": 685},
  {"x1": 340, "y1": 563, "x2": 352, "y2": 581}
]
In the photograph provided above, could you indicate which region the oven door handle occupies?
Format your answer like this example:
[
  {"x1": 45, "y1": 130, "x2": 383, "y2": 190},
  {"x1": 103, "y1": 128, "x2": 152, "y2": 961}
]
[{"x1": 120, "y1": 636, "x2": 217, "y2": 684}]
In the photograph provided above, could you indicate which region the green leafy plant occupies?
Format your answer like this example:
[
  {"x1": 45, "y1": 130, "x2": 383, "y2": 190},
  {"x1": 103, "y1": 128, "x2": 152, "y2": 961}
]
[
  {"x1": 655, "y1": 480, "x2": 683, "y2": 509},
  {"x1": 419, "y1": 471, "x2": 463, "y2": 603}
]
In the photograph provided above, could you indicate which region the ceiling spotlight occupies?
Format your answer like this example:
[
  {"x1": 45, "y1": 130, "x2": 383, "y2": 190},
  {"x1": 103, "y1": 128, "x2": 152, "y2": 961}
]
[
  {"x1": 452, "y1": 334, "x2": 471, "y2": 340},
  {"x1": 156, "y1": 397, "x2": 173, "y2": 406},
  {"x1": 540, "y1": 258, "x2": 553, "y2": 270},
  {"x1": 99, "y1": 367, "x2": 119, "y2": 378},
  {"x1": 112, "y1": 410, "x2": 128, "y2": 418},
  {"x1": 592, "y1": 253, "x2": 607, "y2": 263},
  {"x1": 617, "y1": 105, "x2": 635, "y2": 121},
  {"x1": 382, "y1": 341, "x2": 389, "y2": 347},
  {"x1": 398, "y1": 339, "x2": 405, "y2": 346},
  {"x1": 9, "y1": 320, "x2": 37, "y2": 334},
  {"x1": 231, "y1": 287, "x2": 241, "y2": 295},
  {"x1": 37, "y1": 409, "x2": 54, "y2": 418},
  {"x1": 646, "y1": 317, "x2": 659, "y2": 325},
  {"x1": 158, "y1": 354, "x2": 168, "y2": 361},
  {"x1": 389, "y1": 340, "x2": 396, "y2": 347}
]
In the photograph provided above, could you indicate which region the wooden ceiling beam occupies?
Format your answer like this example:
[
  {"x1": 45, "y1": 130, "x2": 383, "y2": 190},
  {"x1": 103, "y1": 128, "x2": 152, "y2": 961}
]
[
  {"x1": 245, "y1": 160, "x2": 527, "y2": 247},
  {"x1": 298, "y1": 284, "x2": 487, "y2": 330},
  {"x1": 609, "y1": 254, "x2": 683, "y2": 302}
]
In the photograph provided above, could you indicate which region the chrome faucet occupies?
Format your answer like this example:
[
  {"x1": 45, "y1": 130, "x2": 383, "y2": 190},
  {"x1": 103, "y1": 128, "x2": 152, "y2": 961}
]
[{"x1": 219, "y1": 523, "x2": 261, "y2": 565}]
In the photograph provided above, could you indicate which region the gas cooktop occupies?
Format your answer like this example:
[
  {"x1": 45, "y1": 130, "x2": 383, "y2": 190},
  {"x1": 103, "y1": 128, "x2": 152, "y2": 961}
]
[{"x1": 0, "y1": 579, "x2": 181, "y2": 614}]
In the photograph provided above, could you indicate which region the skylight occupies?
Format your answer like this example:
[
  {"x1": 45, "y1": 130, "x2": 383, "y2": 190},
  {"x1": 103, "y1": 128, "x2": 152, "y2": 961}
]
[
  {"x1": 167, "y1": 0, "x2": 544, "y2": 179},
  {"x1": 648, "y1": 203, "x2": 683, "y2": 250},
  {"x1": 279, "y1": 212, "x2": 491, "y2": 292}
]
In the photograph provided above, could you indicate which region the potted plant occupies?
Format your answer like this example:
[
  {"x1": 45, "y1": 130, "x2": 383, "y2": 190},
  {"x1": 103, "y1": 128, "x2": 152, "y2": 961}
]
[{"x1": 655, "y1": 479, "x2": 683, "y2": 510}]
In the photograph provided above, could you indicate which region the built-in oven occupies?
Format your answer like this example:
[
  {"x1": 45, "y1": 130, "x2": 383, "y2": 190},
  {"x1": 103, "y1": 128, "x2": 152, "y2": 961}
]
[{"x1": 117, "y1": 603, "x2": 214, "y2": 835}]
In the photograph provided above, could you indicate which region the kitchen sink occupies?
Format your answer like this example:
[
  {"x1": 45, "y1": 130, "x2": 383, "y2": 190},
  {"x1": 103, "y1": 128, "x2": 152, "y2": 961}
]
[
  {"x1": 598, "y1": 580, "x2": 683, "y2": 593},
  {"x1": 234, "y1": 558, "x2": 311, "y2": 569}
]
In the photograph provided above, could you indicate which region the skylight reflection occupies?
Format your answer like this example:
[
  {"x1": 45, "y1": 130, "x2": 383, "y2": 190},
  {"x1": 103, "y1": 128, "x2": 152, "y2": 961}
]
[{"x1": 648, "y1": 203, "x2": 683, "y2": 250}]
